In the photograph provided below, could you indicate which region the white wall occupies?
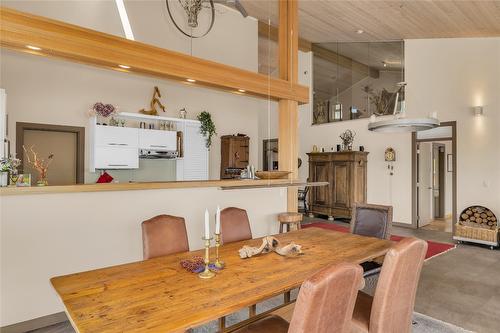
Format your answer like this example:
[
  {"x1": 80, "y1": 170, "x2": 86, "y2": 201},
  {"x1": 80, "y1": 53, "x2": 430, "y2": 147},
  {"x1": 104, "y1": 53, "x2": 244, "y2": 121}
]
[
  {"x1": 406, "y1": 38, "x2": 500, "y2": 221},
  {"x1": 1, "y1": 0, "x2": 265, "y2": 182},
  {"x1": 299, "y1": 37, "x2": 500, "y2": 224},
  {"x1": 0, "y1": 188, "x2": 287, "y2": 326}
]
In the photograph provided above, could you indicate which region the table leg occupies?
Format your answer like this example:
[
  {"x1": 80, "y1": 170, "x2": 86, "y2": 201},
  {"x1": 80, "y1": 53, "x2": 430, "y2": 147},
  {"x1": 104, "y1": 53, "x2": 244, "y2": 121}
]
[
  {"x1": 249, "y1": 304, "x2": 256, "y2": 317},
  {"x1": 284, "y1": 291, "x2": 291, "y2": 303},
  {"x1": 218, "y1": 316, "x2": 226, "y2": 332}
]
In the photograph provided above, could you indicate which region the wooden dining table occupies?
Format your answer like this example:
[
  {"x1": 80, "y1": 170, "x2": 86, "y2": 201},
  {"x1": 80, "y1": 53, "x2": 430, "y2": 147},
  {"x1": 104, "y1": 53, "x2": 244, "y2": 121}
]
[{"x1": 51, "y1": 227, "x2": 392, "y2": 333}]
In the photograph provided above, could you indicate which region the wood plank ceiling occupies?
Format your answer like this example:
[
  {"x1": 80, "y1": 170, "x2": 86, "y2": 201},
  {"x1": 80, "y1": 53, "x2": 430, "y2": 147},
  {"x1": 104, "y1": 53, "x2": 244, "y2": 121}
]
[{"x1": 242, "y1": 0, "x2": 500, "y2": 42}]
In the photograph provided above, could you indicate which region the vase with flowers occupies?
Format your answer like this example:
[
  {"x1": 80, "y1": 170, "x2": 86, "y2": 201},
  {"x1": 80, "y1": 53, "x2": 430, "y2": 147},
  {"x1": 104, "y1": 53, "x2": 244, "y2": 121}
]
[{"x1": 0, "y1": 157, "x2": 20, "y2": 187}]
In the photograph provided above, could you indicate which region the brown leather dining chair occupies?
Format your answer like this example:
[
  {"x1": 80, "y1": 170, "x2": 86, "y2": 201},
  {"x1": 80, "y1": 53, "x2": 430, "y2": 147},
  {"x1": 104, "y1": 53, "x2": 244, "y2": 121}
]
[
  {"x1": 220, "y1": 207, "x2": 252, "y2": 244},
  {"x1": 351, "y1": 203, "x2": 393, "y2": 281},
  {"x1": 351, "y1": 237, "x2": 428, "y2": 333},
  {"x1": 233, "y1": 262, "x2": 364, "y2": 333},
  {"x1": 351, "y1": 203, "x2": 393, "y2": 240},
  {"x1": 141, "y1": 214, "x2": 189, "y2": 259}
]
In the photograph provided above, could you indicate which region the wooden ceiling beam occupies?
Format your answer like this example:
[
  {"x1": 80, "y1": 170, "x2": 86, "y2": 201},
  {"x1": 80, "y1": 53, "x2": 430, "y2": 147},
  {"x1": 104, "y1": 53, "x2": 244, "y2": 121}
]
[{"x1": 0, "y1": 7, "x2": 309, "y2": 104}]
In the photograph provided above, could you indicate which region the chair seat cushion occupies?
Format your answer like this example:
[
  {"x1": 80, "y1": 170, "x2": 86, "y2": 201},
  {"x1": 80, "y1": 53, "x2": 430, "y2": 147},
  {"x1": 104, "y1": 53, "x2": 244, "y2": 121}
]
[
  {"x1": 232, "y1": 315, "x2": 289, "y2": 333},
  {"x1": 351, "y1": 291, "x2": 373, "y2": 333}
]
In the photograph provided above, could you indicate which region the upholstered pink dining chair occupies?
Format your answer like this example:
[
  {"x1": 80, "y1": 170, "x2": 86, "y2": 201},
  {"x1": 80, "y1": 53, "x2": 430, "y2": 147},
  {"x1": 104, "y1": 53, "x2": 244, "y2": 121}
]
[
  {"x1": 220, "y1": 207, "x2": 252, "y2": 244},
  {"x1": 141, "y1": 214, "x2": 189, "y2": 259},
  {"x1": 232, "y1": 262, "x2": 364, "y2": 333},
  {"x1": 351, "y1": 237, "x2": 428, "y2": 333}
]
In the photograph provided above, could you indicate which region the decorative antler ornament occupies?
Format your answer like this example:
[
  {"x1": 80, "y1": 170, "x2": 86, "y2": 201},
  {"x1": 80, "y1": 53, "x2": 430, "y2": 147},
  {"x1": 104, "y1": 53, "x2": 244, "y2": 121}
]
[
  {"x1": 166, "y1": 0, "x2": 215, "y2": 38},
  {"x1": 140, "y1": 86, "x2": 167, "y2": 116},
  {"x1": 238, "y1": 236, "x2": 303, "y2": 259},
  {"x1": 22, "y1": 145, "x2": 54, "y2": 186}
]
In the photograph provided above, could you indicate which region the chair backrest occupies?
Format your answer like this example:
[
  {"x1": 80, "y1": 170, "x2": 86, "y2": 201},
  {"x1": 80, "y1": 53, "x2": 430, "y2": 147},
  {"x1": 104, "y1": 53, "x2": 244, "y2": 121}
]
[
  {"x1": 288, "y1": 262, "x2": 364, "y2": 333},
  {"x1": 370, "y1": 237, "x2": 428, "y2": 333},
  {"x1": 351, "y1": 203, "x2": 393, "y2": 239},
  {"x1": 220, "y1": 207, "x2": 252, "y2": 244},
  {"x1": 141, "y1": 214, "x2": 189, "y2": 259}
]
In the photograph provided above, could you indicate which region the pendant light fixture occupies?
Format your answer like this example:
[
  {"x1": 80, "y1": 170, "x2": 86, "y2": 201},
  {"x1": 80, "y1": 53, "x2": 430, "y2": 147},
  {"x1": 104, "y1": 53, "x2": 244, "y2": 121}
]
[
  {"x1": 367, "y1": 82, "x2": 439, "y2": 132},
  {"x1": 368, "y1": 44, "x2": 439, "y2": 133}
]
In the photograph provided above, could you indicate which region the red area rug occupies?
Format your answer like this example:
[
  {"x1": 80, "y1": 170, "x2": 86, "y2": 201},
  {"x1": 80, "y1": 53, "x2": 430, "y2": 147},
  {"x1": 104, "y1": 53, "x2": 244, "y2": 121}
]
[{"x1": 303, "y1": 222, "x2": 456, "y2": 260}]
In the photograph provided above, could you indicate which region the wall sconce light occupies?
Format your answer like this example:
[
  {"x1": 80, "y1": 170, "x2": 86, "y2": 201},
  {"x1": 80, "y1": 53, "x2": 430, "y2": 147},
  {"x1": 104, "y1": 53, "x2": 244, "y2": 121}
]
[{"x1": 473, "y1": 106, "x2": 483, "y2": 116}]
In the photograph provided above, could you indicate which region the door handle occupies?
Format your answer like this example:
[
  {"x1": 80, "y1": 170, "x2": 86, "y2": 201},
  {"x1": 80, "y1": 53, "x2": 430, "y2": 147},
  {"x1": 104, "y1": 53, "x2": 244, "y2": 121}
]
[
  {"x1": 108, "y1": 164, "x2": 129, "y2": 167},
  {"x1": 150, "y1": 145, "x2": 167, "y2": 148},
  {"x1": 108, "y1": 143, "x2": 128, "y2": 146}
]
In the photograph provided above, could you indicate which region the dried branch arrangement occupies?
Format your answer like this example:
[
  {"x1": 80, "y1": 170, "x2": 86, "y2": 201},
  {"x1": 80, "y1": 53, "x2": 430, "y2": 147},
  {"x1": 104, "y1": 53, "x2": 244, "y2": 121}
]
[
  {"x1": 238, "y1": 236, "x2": 303, "y2": 259},
  {"x1": 22, "y1": 145, "x2": 54, "y2": 186}
]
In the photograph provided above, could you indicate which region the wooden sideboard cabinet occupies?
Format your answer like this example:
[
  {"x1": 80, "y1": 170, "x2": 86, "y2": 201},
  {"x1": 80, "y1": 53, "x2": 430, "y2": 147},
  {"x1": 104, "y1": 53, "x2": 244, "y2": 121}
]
[{"x1": 307, "y1": 151, "x2": 368, "y2": 220}]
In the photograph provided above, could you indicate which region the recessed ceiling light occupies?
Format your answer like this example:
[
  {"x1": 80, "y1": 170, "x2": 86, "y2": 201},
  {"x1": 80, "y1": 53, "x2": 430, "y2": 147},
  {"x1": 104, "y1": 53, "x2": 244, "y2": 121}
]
[
  {"x1": 383, "y1": 62, "x2": 387, "y2": 67},
  {"x1": 356, "y1": 29, "x2": 364, "y2": 34},
  {"x1": 26, "y1": 45, "x2": 42, "y2": 51},
  {"x1": 238, "y1": 89, "x2": 246, "y2": 93},
  {"x1": 186, "y1": 78, "x2": 196, "y2": 83},
  {"x1": 118, "y1": 64, "x2": 131, "y2": 69}
]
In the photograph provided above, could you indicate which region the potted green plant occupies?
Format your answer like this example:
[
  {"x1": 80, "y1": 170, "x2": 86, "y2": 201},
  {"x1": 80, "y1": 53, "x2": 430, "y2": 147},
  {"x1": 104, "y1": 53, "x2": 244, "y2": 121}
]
[{"x1": 197, "y1": 111, "x2": 217, "y2": 149}]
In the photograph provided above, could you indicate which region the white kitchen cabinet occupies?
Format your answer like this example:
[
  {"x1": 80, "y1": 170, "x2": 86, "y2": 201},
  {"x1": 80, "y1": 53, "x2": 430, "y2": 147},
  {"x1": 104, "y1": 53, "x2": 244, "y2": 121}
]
[
  {"x1": 138, "y1": 129, "x2": 177, "y2": 151},
  {"x1": 95, "y1": 125, "x2": 138, "y2": 147},
  {"x1": 93, "y1": 146, "x2": 139, "y2": 169},
  {"x1": 178, "y1": 122, "x2": 209, "y2": 181},
  {"x1": 91, "y1": 124, "x2": 139, "y2": 171}
]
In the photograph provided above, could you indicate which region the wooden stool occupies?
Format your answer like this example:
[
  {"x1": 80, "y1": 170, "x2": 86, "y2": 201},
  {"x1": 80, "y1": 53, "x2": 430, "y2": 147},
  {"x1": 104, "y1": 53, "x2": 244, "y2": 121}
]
[{"x1": 278, "y1": 212, "x2": 303, "y2": 233}]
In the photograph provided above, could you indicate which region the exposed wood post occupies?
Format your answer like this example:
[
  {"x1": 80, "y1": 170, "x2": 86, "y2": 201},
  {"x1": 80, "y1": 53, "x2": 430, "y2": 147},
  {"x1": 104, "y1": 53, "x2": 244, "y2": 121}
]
[{"x1": 278, "y1": 0, "x2": 299, "y2": 213}]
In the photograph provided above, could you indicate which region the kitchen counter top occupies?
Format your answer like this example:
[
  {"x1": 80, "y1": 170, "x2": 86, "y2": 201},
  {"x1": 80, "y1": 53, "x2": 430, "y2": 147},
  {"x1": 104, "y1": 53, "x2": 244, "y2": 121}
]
[{"x1": 0, "y1": 179, "x2": 328, "y2": 196}]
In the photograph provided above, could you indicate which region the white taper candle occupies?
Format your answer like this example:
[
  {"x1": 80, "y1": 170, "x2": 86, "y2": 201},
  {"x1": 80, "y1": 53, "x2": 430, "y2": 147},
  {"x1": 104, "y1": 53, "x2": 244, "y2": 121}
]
[
  {"x1": 204, "y1": 209, "x2": 210, "y2": 239},
  {"x1": 216, "y1": 205, "x2": 221, "y2": 234}
]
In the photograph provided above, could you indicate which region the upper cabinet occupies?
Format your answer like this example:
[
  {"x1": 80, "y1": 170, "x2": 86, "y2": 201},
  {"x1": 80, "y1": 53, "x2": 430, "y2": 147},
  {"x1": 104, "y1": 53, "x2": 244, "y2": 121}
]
[
  {"x1": 92, "y1": 125, "x2": 139, "y2": 170},
  {"x1": 138, "y1": 129, "x2": 177, "y2": 151},
  {"x1": 95, "y1": 126, "x2": 138, "y2": 147}
]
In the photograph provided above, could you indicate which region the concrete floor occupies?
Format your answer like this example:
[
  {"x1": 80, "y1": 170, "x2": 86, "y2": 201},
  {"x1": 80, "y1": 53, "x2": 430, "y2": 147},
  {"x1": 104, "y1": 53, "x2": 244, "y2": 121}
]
[
  {"x1": 322, "y1": 218, "x2": 500, "y2": 333},
  {"x1": 395, "y1": 226, "x2": 500, "y2": 333}
]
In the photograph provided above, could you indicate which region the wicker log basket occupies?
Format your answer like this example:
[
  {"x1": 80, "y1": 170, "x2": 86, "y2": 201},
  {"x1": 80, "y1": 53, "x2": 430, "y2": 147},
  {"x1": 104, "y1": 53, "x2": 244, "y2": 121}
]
[{"x1": 454, "y1": 205, "x2": 498, "y2": 248}]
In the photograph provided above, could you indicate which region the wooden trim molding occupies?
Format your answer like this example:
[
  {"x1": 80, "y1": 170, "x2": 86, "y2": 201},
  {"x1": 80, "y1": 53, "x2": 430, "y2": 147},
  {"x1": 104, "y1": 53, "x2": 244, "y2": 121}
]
[
  {"x1": 16, "y1": 122, "x2": 85, "y2": 184},
  {"x1": 0, "y1": 7, "x2": 309, "y2": 104}
]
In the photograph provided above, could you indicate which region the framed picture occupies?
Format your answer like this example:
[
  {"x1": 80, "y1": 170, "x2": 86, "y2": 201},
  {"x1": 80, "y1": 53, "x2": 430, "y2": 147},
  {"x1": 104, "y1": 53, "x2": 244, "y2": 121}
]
[
  {"x1": 447, "y1": 154, "x2": 453, "y2": 172},
  {"x1": 329, "y1": 103, "x2": 343, "y2": 122},
  {"x1": 16, "y1": 174, "x2": 31, "y2": 187}
]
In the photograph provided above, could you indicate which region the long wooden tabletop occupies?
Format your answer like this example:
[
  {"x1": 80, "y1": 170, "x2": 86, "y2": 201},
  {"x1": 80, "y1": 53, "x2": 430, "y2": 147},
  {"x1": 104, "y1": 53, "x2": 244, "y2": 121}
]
[{"x1": 51, "y1": 227, "x2": 392, "y2": 333}]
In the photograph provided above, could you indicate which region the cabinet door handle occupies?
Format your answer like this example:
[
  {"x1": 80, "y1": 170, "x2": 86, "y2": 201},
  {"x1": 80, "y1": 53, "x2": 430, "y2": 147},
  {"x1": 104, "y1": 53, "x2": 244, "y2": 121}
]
[
  {"x1": 108, "y1": 164, "x2": 129, "y2": 167},
  {"x1": 108, "y1": 143, "x2": 128, "y2": 146},
  {"x1": 150, "y1": 145, "x2": 167, "y2": 148}
]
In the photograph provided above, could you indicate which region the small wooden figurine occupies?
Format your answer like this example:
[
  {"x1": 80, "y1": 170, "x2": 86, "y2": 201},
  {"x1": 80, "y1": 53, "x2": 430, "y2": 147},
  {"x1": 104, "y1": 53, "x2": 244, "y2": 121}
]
[{"x1": 139, "y1": 86, "x2": 166, "y2": 116}]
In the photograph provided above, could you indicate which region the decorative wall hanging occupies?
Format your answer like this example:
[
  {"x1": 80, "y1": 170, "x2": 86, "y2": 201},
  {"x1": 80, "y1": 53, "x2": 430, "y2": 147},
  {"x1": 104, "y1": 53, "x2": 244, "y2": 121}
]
[
  {"x1": 166, "y1": 0, "x2": 247, "y2": 38},
  {"x1": 384, "y1": 147, "x2": 396, "y2": 162},
  {"x1": 140, "y1": 86, "x2": 166, "y2": 116},
  {"x1": 89, "y1": 102, "x2": 117, "y2": 118},
  {"x1": 238, "y1": 236, "x2": 303, "y2": 259}
]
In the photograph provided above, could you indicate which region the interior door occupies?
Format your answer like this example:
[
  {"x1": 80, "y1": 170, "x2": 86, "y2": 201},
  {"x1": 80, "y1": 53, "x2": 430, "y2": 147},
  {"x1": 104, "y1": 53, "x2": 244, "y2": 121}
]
[
  {"x1": 432, "y1": 143, "x2": 445, "y2": 218},
  {"x1": 417, "y1": 142, "x2": 433, "y2": 227}
]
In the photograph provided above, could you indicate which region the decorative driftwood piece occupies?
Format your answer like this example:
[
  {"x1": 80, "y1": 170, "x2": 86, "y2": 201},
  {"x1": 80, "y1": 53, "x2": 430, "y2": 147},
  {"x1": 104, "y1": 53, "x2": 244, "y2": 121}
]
[
  {"x1": 238, "y1": 236, "x2": 303, "y2": 259},
  {"x1": 140, "y1": 86, "x2": 166, "y2": 116}
]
